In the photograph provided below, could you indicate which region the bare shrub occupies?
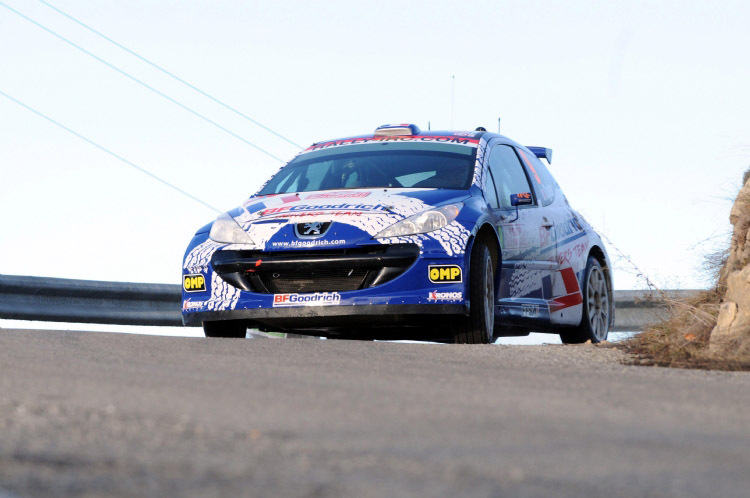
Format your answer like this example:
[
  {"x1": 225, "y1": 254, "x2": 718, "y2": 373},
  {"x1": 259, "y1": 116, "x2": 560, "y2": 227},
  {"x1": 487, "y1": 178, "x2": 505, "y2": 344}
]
[
  {"x1": 615, "y1": 167, "x2": 750, "y2": 371},
  {"x1": 619, "y1": 289, "x2": 750, "y2": 370}
]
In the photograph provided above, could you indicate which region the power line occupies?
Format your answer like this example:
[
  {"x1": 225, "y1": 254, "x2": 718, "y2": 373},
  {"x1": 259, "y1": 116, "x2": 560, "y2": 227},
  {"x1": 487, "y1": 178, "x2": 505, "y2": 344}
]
[
  {"x1": 0, "y1": 88, "x2": 222, "y2": 214},
  {"x1": 0, "y1": 1, "x2": 286, "y2": 163},
  {"x1": 39, "y1": 0, "x2": 303, "y2": 149}
]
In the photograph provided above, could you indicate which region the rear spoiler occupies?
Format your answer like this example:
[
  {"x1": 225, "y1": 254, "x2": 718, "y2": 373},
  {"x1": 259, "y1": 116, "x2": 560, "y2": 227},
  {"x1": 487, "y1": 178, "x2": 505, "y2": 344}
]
[{"x1": 526, "y1": 146, "x2": 552, "y2": 164}]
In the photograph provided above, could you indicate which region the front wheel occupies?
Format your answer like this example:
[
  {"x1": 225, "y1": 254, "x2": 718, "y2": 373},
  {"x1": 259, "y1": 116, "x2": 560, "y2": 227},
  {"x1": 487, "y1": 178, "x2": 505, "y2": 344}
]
[
  {"x1": 203, "y1": 320, "x2": 247, "y2": 338},
  {"x1": 560, "y1": 257, "x2": 611, "y2": 344},
  {"x1": 452, "y1": 242, "x2": 495, "y2": 344}
]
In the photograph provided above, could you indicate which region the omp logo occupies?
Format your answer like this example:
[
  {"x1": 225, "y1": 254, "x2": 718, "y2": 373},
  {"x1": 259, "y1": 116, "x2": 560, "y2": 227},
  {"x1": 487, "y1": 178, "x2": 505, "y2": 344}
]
[
  {"x1": 428, "y1": 291, "x2": 463, "y2": 301},
  {"x1": 428, "y1": 265, "x2": 462, "y2": 283},
  {"x1": 183, "y1": 274, "x2": 206, "y2": 292},
  {"x1": 272, "y1": 292, "x2": 342, "y2": 307}
]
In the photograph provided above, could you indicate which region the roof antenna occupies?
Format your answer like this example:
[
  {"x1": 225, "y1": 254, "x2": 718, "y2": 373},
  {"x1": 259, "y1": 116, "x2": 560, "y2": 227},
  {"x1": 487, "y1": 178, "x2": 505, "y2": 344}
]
[
  {"x1": 450, "y1": 75, "x2": 455, "y2": 130},
  {"x1": 428, "y1": 120, "x2": 431, "y2": 131},
  {"x1": 497, "y1": 117, "x2": 501, "y2": 133}
]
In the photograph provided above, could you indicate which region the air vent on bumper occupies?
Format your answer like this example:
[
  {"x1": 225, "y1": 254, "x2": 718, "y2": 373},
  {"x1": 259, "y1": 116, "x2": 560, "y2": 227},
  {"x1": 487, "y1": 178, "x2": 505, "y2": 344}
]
[{"x1": 211, "y1": 244, "x2": 420, "y2": 294}]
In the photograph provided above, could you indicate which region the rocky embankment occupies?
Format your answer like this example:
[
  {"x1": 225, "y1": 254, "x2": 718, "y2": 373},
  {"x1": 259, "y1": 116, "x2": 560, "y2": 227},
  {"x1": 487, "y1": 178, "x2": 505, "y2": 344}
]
[
  {"x1": 623, "y1": 169, "x2": 750, "y2": 369},
  {"x1": 710, "y1": 173, "x2": 750, "y2": 357}
]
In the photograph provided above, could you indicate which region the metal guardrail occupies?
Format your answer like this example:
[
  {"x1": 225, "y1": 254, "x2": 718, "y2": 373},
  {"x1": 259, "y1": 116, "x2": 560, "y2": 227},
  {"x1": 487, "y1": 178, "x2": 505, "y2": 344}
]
[
  {"x1": 0, "y1": 274, "x2": 699, "y2": 330},
  {"x1": 610, "y1": 289, "x2": 699, "y2": 331},
  {"x1": 0, "y1": 274, "x2": 192, "y2": 327}
]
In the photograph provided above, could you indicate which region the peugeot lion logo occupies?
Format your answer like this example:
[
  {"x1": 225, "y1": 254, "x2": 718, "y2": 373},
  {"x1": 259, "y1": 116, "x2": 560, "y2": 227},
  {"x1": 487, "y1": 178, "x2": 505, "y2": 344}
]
[
  {"x1": 295, "y1": 221, "x2": 331, "y2": 238},
  {"x1": 304, "y1": 222, "x2": 323, "y2": 235}
]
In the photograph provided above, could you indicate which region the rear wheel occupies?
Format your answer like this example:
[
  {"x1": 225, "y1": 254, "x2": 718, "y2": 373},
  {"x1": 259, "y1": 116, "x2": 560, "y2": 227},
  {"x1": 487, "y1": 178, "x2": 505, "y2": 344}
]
[
  {"x1": 203, "y1": 320, "x2": 247, "y2": 338},
  {"x1": 560, "y1": 257, "x2": 610, "y2": 344},
  {"x1": 452, "y1": 242, "x2": 495, "y2": 344}
]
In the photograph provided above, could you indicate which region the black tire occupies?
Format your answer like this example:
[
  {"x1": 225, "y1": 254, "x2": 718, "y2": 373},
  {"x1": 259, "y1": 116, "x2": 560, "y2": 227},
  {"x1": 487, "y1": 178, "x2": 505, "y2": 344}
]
[
  {"x1": 452, "y1": 242, "x2": 495, "y2": 344},
  {"x1": 203, "y1": 320, "x2": 247, "y2": 338},
  {"x1": 560, "y1": 257, "x2": 611, "y2": 344}
]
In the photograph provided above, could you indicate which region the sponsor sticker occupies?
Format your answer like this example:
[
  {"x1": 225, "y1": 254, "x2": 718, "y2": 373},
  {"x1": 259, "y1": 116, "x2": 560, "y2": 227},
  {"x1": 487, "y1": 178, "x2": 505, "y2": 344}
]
[
  {"x1": 272, "y1": 239, "x2": 346, "y2": 248},
  {"x1": 183, "y1": 274, "x2": 206, "y2": 292},
  {"x1": 261, "y1": 203, "x2": 388, "y2": 216},
  {"x1": 557, "y1": 216, "x2": 584, "y2": 239},
  {"x1": 182, "y1": 298, "x2": 205, "y2": 310},
  {"x1": 304, "y1": 135, "x2": 479, "y2": 152},
  {"x1": 511, "y1": 192, "x2": 533, "y2": 206},
  {"x1": 428, "y1": 265, "x2": 462, "y2": 283},
  {"x1": 428, "y1": 291, "x2": 463, "y2": 301},
  {"x1": 307, "y1": 191, "x2": 371, "y2": 199},
  {"x1": 265, "y1": 211, "x2": 365, "y2": 219},
  {"x1": 500, "y1": 224, "x2": 523, "y2": 250},
  {"x1": 272, "y1": 292, "x2": 342, "y2": 307}
]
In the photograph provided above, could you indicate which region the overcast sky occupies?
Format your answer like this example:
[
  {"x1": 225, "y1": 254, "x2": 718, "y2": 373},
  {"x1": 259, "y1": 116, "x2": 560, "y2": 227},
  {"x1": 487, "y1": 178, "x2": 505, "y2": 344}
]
[{"x1": 1, "y1": 0, "x2": 749, "y2": 292}]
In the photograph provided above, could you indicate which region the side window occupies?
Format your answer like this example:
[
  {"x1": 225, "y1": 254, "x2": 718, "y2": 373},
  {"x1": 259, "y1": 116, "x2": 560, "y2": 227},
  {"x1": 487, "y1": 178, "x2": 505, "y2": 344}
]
[
  {"x1": 516, "y1": 148, "x2": 556, "y2": 206},
  {"x1": 488, "y1": 145, "x2": 533, "y2": 208},
  {"x1": 269, "y1": 161, "x2": 330, "y2": 193},
  {"x1": 276, "y1": 168, "x2": 303, "y2": 193},
  {"x1": 483, "y1": 169, "x2": 500, "y2": 208}
]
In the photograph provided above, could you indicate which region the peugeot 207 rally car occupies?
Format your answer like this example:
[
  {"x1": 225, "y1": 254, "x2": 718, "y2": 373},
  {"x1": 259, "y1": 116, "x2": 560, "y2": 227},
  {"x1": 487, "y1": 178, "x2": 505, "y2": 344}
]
[{"x1": 182, "y1": 124, "x2": 614, "y2": 343}]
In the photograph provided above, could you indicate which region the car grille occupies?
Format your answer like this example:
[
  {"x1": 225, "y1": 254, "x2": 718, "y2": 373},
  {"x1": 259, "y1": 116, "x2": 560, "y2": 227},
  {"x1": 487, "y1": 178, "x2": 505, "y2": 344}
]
[
  {"x1": 259, "y1": 268, "x2": 369, "y2": 293},
  {"x1": 211, "y1": 244, "x2": 419, "y2": 294}
]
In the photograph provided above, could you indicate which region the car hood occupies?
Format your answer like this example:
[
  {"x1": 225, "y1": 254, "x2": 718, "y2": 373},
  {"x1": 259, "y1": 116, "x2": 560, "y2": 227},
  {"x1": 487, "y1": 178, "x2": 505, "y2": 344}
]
[{"x1": 231, "y1": 188, "x2": 470, "y2": 249}]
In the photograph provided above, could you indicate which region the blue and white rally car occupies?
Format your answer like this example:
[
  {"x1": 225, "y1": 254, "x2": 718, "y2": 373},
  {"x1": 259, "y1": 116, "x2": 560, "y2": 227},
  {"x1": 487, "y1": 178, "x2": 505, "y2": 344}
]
[{"x1": 182, "y1": 124, "x2": 614, "y2": 343}]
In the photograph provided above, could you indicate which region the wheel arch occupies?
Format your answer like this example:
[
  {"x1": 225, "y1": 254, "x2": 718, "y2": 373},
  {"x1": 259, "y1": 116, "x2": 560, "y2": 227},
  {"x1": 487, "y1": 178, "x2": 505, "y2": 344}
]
[
  {"x1": 466, "y1": 223, "x2": 502, "y2": 289},
  {"x1": 588, "y1": 244, "x2": 615, "y2": 327}
]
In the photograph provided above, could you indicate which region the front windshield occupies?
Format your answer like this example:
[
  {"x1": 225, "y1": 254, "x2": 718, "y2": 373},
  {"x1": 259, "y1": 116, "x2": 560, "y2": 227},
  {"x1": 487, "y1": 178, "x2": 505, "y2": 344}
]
[{"x1": 258, "y1": 143, "x2": 477, "y2": 195}]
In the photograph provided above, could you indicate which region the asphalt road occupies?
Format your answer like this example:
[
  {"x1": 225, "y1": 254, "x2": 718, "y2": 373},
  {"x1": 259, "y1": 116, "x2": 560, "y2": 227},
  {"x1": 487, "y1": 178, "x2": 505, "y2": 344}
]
[{"x1": 1, "y1": 329, "x2": 749, "y2": 498}]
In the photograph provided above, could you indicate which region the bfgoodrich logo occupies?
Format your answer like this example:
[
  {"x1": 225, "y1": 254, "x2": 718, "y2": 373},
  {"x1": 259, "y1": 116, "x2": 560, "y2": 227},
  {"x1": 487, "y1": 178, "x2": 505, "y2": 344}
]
[{"x1": 272, "y1": 292, "x2": 342, "y2": 307}]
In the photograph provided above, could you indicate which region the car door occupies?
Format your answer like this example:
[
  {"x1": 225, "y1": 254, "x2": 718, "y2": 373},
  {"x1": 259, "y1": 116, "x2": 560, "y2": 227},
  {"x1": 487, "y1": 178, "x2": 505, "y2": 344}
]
[
  {"x1": 514, "y1": 146, "x2": 559, "y2": 268},
  {"x1": 484, "y1": 143, "x2": 557, "y2": 323},
  {"x1": 515, "y1": 147, "x2": 589, "y2": 325}
]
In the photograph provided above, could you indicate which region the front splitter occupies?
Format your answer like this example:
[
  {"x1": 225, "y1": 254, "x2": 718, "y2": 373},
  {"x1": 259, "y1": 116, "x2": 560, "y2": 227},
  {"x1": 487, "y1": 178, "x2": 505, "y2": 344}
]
[{"x1": 182, "y1": 303, "x2": 468, "y2": 326}]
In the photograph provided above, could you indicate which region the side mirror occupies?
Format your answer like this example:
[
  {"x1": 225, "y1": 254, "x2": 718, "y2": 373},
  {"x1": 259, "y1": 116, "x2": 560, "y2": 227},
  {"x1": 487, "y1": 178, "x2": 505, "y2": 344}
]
[
  {"x1": 510, "y1": 192, "x2": 533, "y2": 206},
  {"x1": 504, "y1": 192, "x2": 533, "y2": 223}
]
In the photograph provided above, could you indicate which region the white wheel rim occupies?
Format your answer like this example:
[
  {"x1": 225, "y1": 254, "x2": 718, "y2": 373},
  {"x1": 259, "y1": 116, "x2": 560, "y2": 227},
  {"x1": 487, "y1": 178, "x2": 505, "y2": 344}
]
[{"x1": 587, "y1": 266, "x2": 609, "y2": 341}]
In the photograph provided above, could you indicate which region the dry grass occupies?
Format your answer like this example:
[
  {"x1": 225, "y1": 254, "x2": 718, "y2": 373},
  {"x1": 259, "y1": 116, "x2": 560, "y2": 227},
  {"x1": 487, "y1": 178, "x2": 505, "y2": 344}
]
[
  {"x1": 619, "y1": 269, "x2": 750, "y2": 372},
  {"x1": 612, "y1": 166, "x2": 750, "y2": 371},
  {"x1": 590, "y1": 165, "x2": 750, "y2": 370}
]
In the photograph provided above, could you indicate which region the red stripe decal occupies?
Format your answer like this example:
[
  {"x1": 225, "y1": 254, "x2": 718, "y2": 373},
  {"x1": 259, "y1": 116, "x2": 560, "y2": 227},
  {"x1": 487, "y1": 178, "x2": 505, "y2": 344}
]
[
  {"x1": 560, "y1": 267, "x2": 579, "y2": 294},
  {"x1": 281, "y1": 194, "x2": 300, "y2": 203},
  {"x1": 549, "y1": 292, "x2": 583, "y2": 312},
  {"x1": 518, "y1": 149, "x2": 542, "y2": 185}
]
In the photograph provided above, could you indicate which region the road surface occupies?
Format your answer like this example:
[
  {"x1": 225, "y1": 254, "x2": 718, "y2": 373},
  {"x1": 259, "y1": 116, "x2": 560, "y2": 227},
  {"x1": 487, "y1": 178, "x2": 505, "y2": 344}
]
[{"x1": 1, "y1": 328, "x2": 749, "y2": 497}]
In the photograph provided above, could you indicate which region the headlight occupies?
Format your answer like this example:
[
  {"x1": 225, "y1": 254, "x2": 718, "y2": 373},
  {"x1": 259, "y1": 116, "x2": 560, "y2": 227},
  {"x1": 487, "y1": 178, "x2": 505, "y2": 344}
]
[
  {"x1": 209, "y1": 213, "x2": 254, "y2": 244},
  {"x1": 374, "y1": 203, "x2": 463, "y2": 238}
]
